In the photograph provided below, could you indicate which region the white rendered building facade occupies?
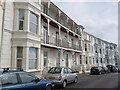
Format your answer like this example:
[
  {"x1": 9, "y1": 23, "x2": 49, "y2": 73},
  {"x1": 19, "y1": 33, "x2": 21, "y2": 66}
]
[{"x1": 0, "y1": 0, "x2": 119, "y2": 75}]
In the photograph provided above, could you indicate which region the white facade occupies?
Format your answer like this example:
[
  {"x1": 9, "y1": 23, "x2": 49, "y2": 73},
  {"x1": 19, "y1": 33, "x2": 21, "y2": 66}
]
[
  {"x1": 0, "y1": 0, "x2": 119, "y2": 76},
  {"x1": 0, "y1": 0, "x2": 4, "y2": 66}
]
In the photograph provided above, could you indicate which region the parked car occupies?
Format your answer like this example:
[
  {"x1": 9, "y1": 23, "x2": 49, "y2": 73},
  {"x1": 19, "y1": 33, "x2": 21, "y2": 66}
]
[
  {"x1": 101, "y1": 66, "x2": 110, "y2": 73},
  {"x1": 45, "y1": 67, "x2": 78, "y2": 88},
  {"x1": 116, "y1": 67, "x2": 120, "y2": 73},
  {"x1": 0, "y1": 68, "x2": 54, "y2": 90},
  {"x1": 106, "y1": 65, "x2": 118, "y2": 73},
  {"x1": 90, "y1": 66, "x2": 105, "y2": 75}
]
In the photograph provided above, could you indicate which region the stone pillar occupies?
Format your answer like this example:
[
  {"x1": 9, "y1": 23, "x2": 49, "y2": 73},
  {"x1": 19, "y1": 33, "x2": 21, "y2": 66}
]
[
  {"x1": 38, "y1": 15, "x2": 41, "y2": 35},
  {"x1": 22, "y1": 47, "x2": 29, "y2": 71},
  {"x1": 25, "y1": 10, "x2": 30, "y2": 32},
  {"x1": 37, "y1": 47, "x2": 41, "y2": 70},
  {"x1": 60, "y1": 49, "x2": 65, "y2": 66},
  {"x1": 58, "y1": 26, "x2": 61, "y2": 39},
  {"x1": 47, "y1": 19, "x2": 50, "y2": 36},
  {"x1": 11, "y1": 46, "x2": 17, "y2": 68},
  {"x1": 67, "y1": 31, "x2": 69, "y2": 42}
]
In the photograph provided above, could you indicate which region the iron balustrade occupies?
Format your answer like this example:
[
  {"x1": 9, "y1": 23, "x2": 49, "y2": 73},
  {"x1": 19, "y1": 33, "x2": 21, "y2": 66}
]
[
  {"x1": 41, "y1": 33, "x2": 82, "y2": 51},
  {"x1": 41, "y1": 4, "x2": 81, "y2": 36}
]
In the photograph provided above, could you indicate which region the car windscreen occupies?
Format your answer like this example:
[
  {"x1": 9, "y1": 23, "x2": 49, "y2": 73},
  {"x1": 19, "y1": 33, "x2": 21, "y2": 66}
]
[{"x1": 48, "y1": 67, "x2": 62, "y2": 74}]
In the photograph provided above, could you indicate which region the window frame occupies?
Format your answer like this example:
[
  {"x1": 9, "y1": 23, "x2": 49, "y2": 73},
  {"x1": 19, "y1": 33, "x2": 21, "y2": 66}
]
[
  {"x1": 29, "y1": 47, "x2": 38, "y2": 69},
  {"x1": 18, "y1": 9, "x2": 25, "y2": 30},
  {"x1": 30, "y1": 12, "x2": 38, "y2": 34},
  {"x1": 17, "y1": 47, "x2": 23, "y2": 68}
]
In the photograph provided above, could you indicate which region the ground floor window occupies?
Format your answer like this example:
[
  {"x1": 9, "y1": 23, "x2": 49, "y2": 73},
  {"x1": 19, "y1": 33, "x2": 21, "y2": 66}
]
[
  {"x1": 17, "y1": 47, "x2": 23, "y2": 68},
  {"x1": 66, "y1": 53, "x2": 69, "y2": 67},
  {"x1": 29, "y1": 47, "x2": 37, "y2": 69},
  {"x1": 43, "y1": 51, "x2": 48, "y2": 67},
  {"x1": 86, "y1": 57, "x2": 88, "y2": 64}
]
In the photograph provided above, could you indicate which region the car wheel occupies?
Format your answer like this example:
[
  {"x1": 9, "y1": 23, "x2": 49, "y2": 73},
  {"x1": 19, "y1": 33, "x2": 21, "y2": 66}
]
[
  {"x1": 46, "y1": 86, "x2": 52, "y2": 90},
  {"x1": 74, "y1": 77, "x2": 78, "y2": 83},
  {"x1": 62, "y1": 80, "x2": 67, "y2": 88}
]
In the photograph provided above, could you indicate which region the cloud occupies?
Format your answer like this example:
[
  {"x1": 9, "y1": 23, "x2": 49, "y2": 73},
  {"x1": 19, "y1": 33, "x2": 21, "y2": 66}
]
[
  {"x1": 51, "y1": 0, "x2": 119, "y2": 2},
  {"x1": 51, "y1": 1, "x2": 118, "y2": 44}
]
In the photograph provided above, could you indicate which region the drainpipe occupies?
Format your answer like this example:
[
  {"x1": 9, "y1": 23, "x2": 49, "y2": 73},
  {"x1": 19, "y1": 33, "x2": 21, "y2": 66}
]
[{"x1": 0, "y1": 1, "x2": 5, "y2": 67}]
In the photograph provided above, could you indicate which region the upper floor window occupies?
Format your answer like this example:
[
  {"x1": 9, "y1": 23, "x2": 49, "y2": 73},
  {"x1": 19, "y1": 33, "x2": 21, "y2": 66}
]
[
  {"x1": 19, "y1": 9, "x2": 25, "y2": 30},
  {"x1": 30, "y1": 12, "x2": 38, "y2": 34},
  {"x1": 85, "y1": 44, "x2": 87, "y2": 51}
]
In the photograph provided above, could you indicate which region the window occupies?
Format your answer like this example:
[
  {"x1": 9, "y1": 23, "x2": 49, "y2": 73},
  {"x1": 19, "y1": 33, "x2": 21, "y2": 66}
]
[
  {"x1": 85, "y1": 44, "x2": 87, "y2": 51},
  {"x1": 43, "y1": 26, "x2": 49, "y2": 44},
  {"x1": 93, "y1": 58, "x2": 94, "y2": 64},
  {"x1": 100, "y1": 49, "x2": 102, "y2": 54},
  {"x1": 48, "y1": 67, "x2": 62, "y2": 74},
  {"x1": 80, "y1": 55, "x2": 82, "y2": 64},
  {"x1": 30, "y1": 12, "x2": 38, "y2": 33},
  {"x1": 80, "y1": 60, "x2": 82, "y2": 64},
  {"x1": 29, "y1": 48, "x2": 37, "y2": 69},
  {"x1": 19, "y1": 9, "x2": 25, "y2": 30},
  {"x1": 86, "y1": 57, "x2": 88, "y2": 64},
  {"x1": 68, "y1": 68, "x2": 73, "y2": 73},
  {"x1": 19, "y1": 72, "x2": 37, "y2": 83},
  {"x1": 43, "y1": 51, "x2": 48, "y2": 67},
  {"x1": 101, "y1": 58, "x2": 102, "y2": 63},
  {"x1": 64, "y1": 68, "x2": 68, "y2": 74},
  {"x1": 43, "y1": 5, "x2": 48, "y2": 14},
  {"x1": 17, "y1": 47, "x2": 23, "y2": 68},
  {"x1": 96, "y1": 59, "x2": 98, "y2": 63},
  {"x1": 1, "y1": 73, "x2": 18, "y2": 86}
]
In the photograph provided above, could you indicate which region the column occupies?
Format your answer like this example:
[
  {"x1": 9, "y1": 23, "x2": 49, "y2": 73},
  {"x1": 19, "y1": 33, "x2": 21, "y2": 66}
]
[
  {"x1": 47, "y1": 19, "x2": 50, "y2": 36},
  {"x1": 58, "y1": 26, "x2": 61, "y2": 39},
  {"x1": 58, "y1": 26, "x2": 61, "y2": 46},
  {"x1": 67, "y1": 31, "x2": 69, "y2": 42},
  {"x1": 58, "y1": 10, "x2": 61, "y2": 22},
  {"x1": 73, "y1": 34, "x2": 75, "y2": 49},
  {"x1": 22, "y1": 46, "x2": 29, "y2": 71},
  {"x1": 48, "y1": 1, "x2": 50, "y2": 15},
  {"x1": 38, "y1": 15, "x2": 41, "y2": 35},
  {"x1": 37, "y1": 47, "x2": 41, "y2": 70},
  {"x1": 60, "y1": 49, "x2": 65, "y2": 66},
  {"x1": 67, "y1": 31, "x2": 69, "y2": 47},
  {"x1": 72, "y1": 51, "x2": 75, "y2": 65},
  {"x1": 11, "y1": 46, "x2": 17, "y2": 68},
  {"x1": 73, "y1": 22, "x2": 75, "y2": 32},
  {"x1": 25, "y1": 10, "x2": 30, "y2": 32}
]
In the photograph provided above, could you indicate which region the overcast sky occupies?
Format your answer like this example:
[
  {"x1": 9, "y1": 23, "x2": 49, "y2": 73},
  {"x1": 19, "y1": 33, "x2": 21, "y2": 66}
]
[{"x1": 51, "y1": 0, "x2": 118, "y2": 44}]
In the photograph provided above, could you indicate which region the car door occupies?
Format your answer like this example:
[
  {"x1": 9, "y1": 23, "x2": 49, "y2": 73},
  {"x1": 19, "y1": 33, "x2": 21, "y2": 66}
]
[
  {"x1": 17, "y1": 72, "x2": 43, "y2": 90},
  {"x1": 67, "y1": 68, "x2": 76, "y2": 82},
  {"x1": 63, "y1": 68, "x2": 70, "y2": 83},
  {"x1": 0, "y1": 72, "x2": 23, "y2": 90}
]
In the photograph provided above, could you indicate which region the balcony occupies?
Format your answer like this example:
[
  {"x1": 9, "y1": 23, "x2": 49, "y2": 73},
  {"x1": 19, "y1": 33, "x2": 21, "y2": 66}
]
[
  {"x1": 41, "y1": 4, "x2": 81, "y2": 36},
  {"x1": 41, "y1": 33, "x2": 82, "y2": 51}
]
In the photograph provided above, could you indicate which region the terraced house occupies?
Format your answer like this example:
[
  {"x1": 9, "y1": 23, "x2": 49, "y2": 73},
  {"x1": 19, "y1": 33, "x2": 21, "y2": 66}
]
[{"x1": 0, "y1": 0, "x2": 119, "y2": 76}]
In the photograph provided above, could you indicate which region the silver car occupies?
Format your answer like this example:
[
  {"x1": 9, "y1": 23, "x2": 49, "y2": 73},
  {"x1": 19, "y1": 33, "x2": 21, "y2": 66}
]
[{"x1": 45, "y1": 67, "x2": 78, "y2": 88}]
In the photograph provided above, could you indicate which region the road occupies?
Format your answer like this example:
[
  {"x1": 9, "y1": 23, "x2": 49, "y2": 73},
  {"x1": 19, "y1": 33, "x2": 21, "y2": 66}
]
[{"x1": 55, "y1": 73, "x2": 119, "y2": 89}]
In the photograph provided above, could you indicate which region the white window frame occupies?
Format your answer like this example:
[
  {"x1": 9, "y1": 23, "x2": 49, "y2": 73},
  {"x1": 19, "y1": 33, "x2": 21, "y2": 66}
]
[{"x1": 18, "y1": 9, "x2": 25, "y2": 30}]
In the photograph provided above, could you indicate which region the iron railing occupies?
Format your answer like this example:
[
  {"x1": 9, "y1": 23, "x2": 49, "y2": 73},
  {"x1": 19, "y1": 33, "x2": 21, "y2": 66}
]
[{"x1": 41, "y1": 33, "x2": 82, "y2": 51}]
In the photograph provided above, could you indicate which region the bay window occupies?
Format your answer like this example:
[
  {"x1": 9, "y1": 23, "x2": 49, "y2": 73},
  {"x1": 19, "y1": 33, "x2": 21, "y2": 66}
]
[
  {"x1": 29, "y1": 48, "x2": 37, "y2": 69},
  {"x1": 19, "y1": 9, "x2": 25, "y2": 30},
  {"x1": 30, "y1": 12, "x2": 38, "y2": 34}
]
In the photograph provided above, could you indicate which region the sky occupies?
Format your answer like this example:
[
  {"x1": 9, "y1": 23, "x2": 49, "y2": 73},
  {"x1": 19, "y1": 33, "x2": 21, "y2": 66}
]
[{"x1": 51, "y1": 0, "x2": 118, "y2": 44}]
